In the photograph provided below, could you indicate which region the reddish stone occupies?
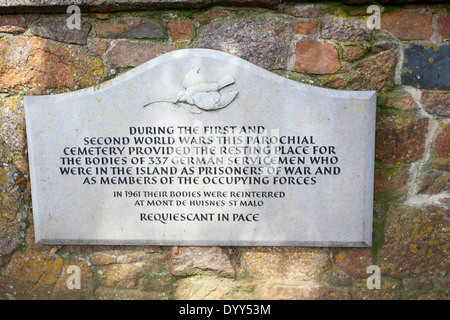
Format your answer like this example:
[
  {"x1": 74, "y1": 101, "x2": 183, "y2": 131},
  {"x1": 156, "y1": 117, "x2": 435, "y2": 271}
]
[
  {"x1": 168, "y1": 21, "x2": 194, "y2": 40},
  {"x1": 435, "y1": 124, "x2": 450, "y2": 159},
  {"x1": 378, "y1": 91, "x2": 418, "y2": 110},
  {"x1": 438, "y1": 16, "x2": 450, "y2": 39},
  {"x1": 0, "y1": 36, "x2": 108, "y2": 94},
  {"x1": 295, "y1": 21, "x2": 317, "y2": 35},
  {"x1": 421, "y1": 92, "x2": 450, "y2": 117},
  {"x1": 295, "y1": 40, "x2": 340, "y2": 75},
  {"x1": 334, "y1": 249, "x2": 373, "y2": 278},
  {"x1": 350, "y1": 52, "x2": 397, "y2": 91},
  {"x1": 382, "y1": 11, "x2": 432, "y2": 40},
  {"x1": 375, "y1": 115, "x2": 429, "y2": 164}
]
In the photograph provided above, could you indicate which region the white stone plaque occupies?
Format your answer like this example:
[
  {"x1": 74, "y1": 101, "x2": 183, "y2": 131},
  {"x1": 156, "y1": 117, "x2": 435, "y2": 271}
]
[{"x1": 25, "y1": 49, "x2": 376, "y2": 246}]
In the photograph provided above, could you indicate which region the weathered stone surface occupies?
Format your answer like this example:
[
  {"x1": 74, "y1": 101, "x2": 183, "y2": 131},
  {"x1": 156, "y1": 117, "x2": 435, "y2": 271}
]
[
  {"x1": 418, "y1": 169, "x2": 449, "y2": 195},
  {"x1": 382, "y1": 11, "x2": 432, "y2": 40},
  {"x1": 351, "y1": 52, "x2": 397, "y2": 91},
  {"x1": 402, "y1": 45, "x2": 450, "y2": 90},
  {"x1": 429, "y1": 123, "x2": 450, "y2": 171},
  {"x1": 421, "y1": 92, "x2": 450, "y2": 117},
  {"x1": 322, "y1": 17, "x2": 373, "y2": 41},
  {"x1": 174, "y1": 276, "x2": 235, "y2": 300},
  {"x1": 0, "y1": 36, "x2": 108, "y2": 94},
  {"x1": 87, "y1": 37, "x2": 109, "y2": 56},
  {"x1": 372, "y1": 43, "x2": 398, "y2": 54},
  {"x1": 29, "y1": 16, "x2": 91, "y2": 45},
  {"x1": 374, "y1": 165, "x2": 410, "y2": 200},
  {"x1": 51, "y1": 260, "x2": 94, "y2": 299},
  {"x1": 0, "y1": 14, "x2": 31, "y2": 33},
  {"x1": 171, "y1": 247, "x2": 235, "y2": 278},
  {"x1": 0, "y1": 97, "x2": 26, "y2": 152},
  {"x1": 242, "y1": 247, "x2": 330, "y2": 282},
  {"x1": 168, "y1": 21, "x2": 194, "y2": 40},
  {"x1": 295, "y1": 40, "x2": 340, "y2": 74},
  {"x1": 94, "y1": 18, "x2": 163, "y2": 39},
  {"x1": 342, "y1": 45, "x2": 366, "y2": 62},
  {"x1": 334, "y1": 249, "x2": 373, "y2": 278},
  {"x1": 95, "y1": 286, "x2": 168, "y2": 300},
  {"x1": 96, "y1": 263, "x2": 144, "y2": 289},
  {"x1": 377, "y1": 90, "x2": 418, "y2": 111},
  {"x1": 104, "y1": 40, "x2": 184, "y2": 68},
  {"x1": 196, "y1": 17, "x2": 295, "y2": 70},
  {"x1": 350, "y1": 278, "x2": 400, "y2": 300},
  {"x1": 193, "y1": 9, "x2": 230, "y2": 22},
  {"x1": 0, "y1": 250, "x2": 64, "y2": 299},
  {"x1": 261, "y1": 282, "x2": 350, "y2": 300},
  {"x1": 434, "y1": 124, "x2": 450, "y2": 159},
  {"x1": 295, "y1": 21, "x2": 317, "y2": 35},
  {"x1": 294, "y1": 8, "x2": 326, "y2": 18},
  {"x1": 375, "y1": 114, "x2": 428, "y2": 164},
  {"x1": 438, "y1": 16, "x2": 450, "y2": 39},
  {"x1": 380, "y1": 205, "x2": 449, "y2": 277}
]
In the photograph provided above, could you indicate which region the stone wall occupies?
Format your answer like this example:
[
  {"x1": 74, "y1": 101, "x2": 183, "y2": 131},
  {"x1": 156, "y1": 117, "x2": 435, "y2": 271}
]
[{"x1": 0, "y1": 1, "x2": 448, "y2": 300}]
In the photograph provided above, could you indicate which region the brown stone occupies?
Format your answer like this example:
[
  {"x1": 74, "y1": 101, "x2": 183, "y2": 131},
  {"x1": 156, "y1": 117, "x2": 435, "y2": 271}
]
[
  {"x1": 96, "y1": 263, "x2": 143, "y2": 289},
  {"x1": 375, "y1": 114, "x2": 428, "y2": 164},
  {"x1": 418, "y1": 169, "x2": 449, "y2": 195},
  {"x1": 0, "y1": 250, "x2": 64, "y2": 299},
  {"x1": 261, "y1": 282, "x2": 350, "y2": 300},
  {"x1": 242, "y1": 247, "x2": 330, "y2": 282},
  {"x1": 168, "y1": 21, "x2": 194, "y2": 40},
  {"x1": 342, "y1": 45, "x2": 366, "y2": 62},
  {"x1": 196, "y1": 17, "x2": 295, "y2": 70},
  {"x1": 294, "y1": 8, "x2": 326, "y2": 18},
  {"x1": 193, "y1": 9, "x2": 230, "y2": 22},
  {"x1": 374, "y1": 165, "x2": 410, "y2": 200},
  {"x1": 350, "y1": 278, "x2": 400, "y2": 300},
  {"x1": 322, "y1": 17, "x2": 373, "y2": 41},
  {"x1": 104, "y1": 40, "x2": 184, "y2": 68},
  {"x1": 0, "y1": 36, "x2": 108, "y2": 95},
  {"x1": 438, "y1": 16, "x2": 450, "y2": 39},
  {"x1": 171, "y1": 246, "x2": 235, "y2": 278},
  {"x1": 29, "y1": 16, "x2": 91, "y2": 45},
  {"x1": 381, "y1": 11, "x2": 432, "y2": 40},
  {"x1": 94, "y1": 18, "x2": 163, "y2": 39},
  {"x1": 295, "y1": 40, "x2": 340, "y2": 75},
  {"x1": 50, "y1": 260, "x2": 94, "y2": 299},
  {"x1": 350, "y1": 52, "x2": 397, "y2": 91},
  {"x1": 421, "y1": 92, "x2": 450, "y2": 117},
  {"x1": 372, "y1": 43, "x2": 398, "y2": 54},
  {"x1": 0, "y1": 14, "x2": 27, "y2": 33},
  {"x1": 435, "y1": 124, "x2": 450, "y2": 159},
  {"x1": 295, "y1": 21, "x2": 317, "y2": 35},
  {"x1": 87, "y1": 38, "x2": 109, "y2": 56},
  {"x1": 380, "y1": 204, "x2": 449, "y2": 277},
  {"x1": 334, "y1": 249, "x2": 373, "y2": 278}
]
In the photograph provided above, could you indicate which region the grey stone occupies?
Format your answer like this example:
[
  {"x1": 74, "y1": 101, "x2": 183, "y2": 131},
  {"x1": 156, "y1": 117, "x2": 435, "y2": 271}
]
[
  {"x1": 29, "y1": 15, "x2": 91, "y2": 45},
  {"x1": 196, "y1": 17, "x2": 295, "y2": 70}
]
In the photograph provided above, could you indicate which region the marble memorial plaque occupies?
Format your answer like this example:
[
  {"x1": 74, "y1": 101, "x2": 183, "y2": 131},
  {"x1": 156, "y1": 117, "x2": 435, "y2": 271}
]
[{"x1": 25, "y1": 49, "x2": 376, "y2": 246}]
